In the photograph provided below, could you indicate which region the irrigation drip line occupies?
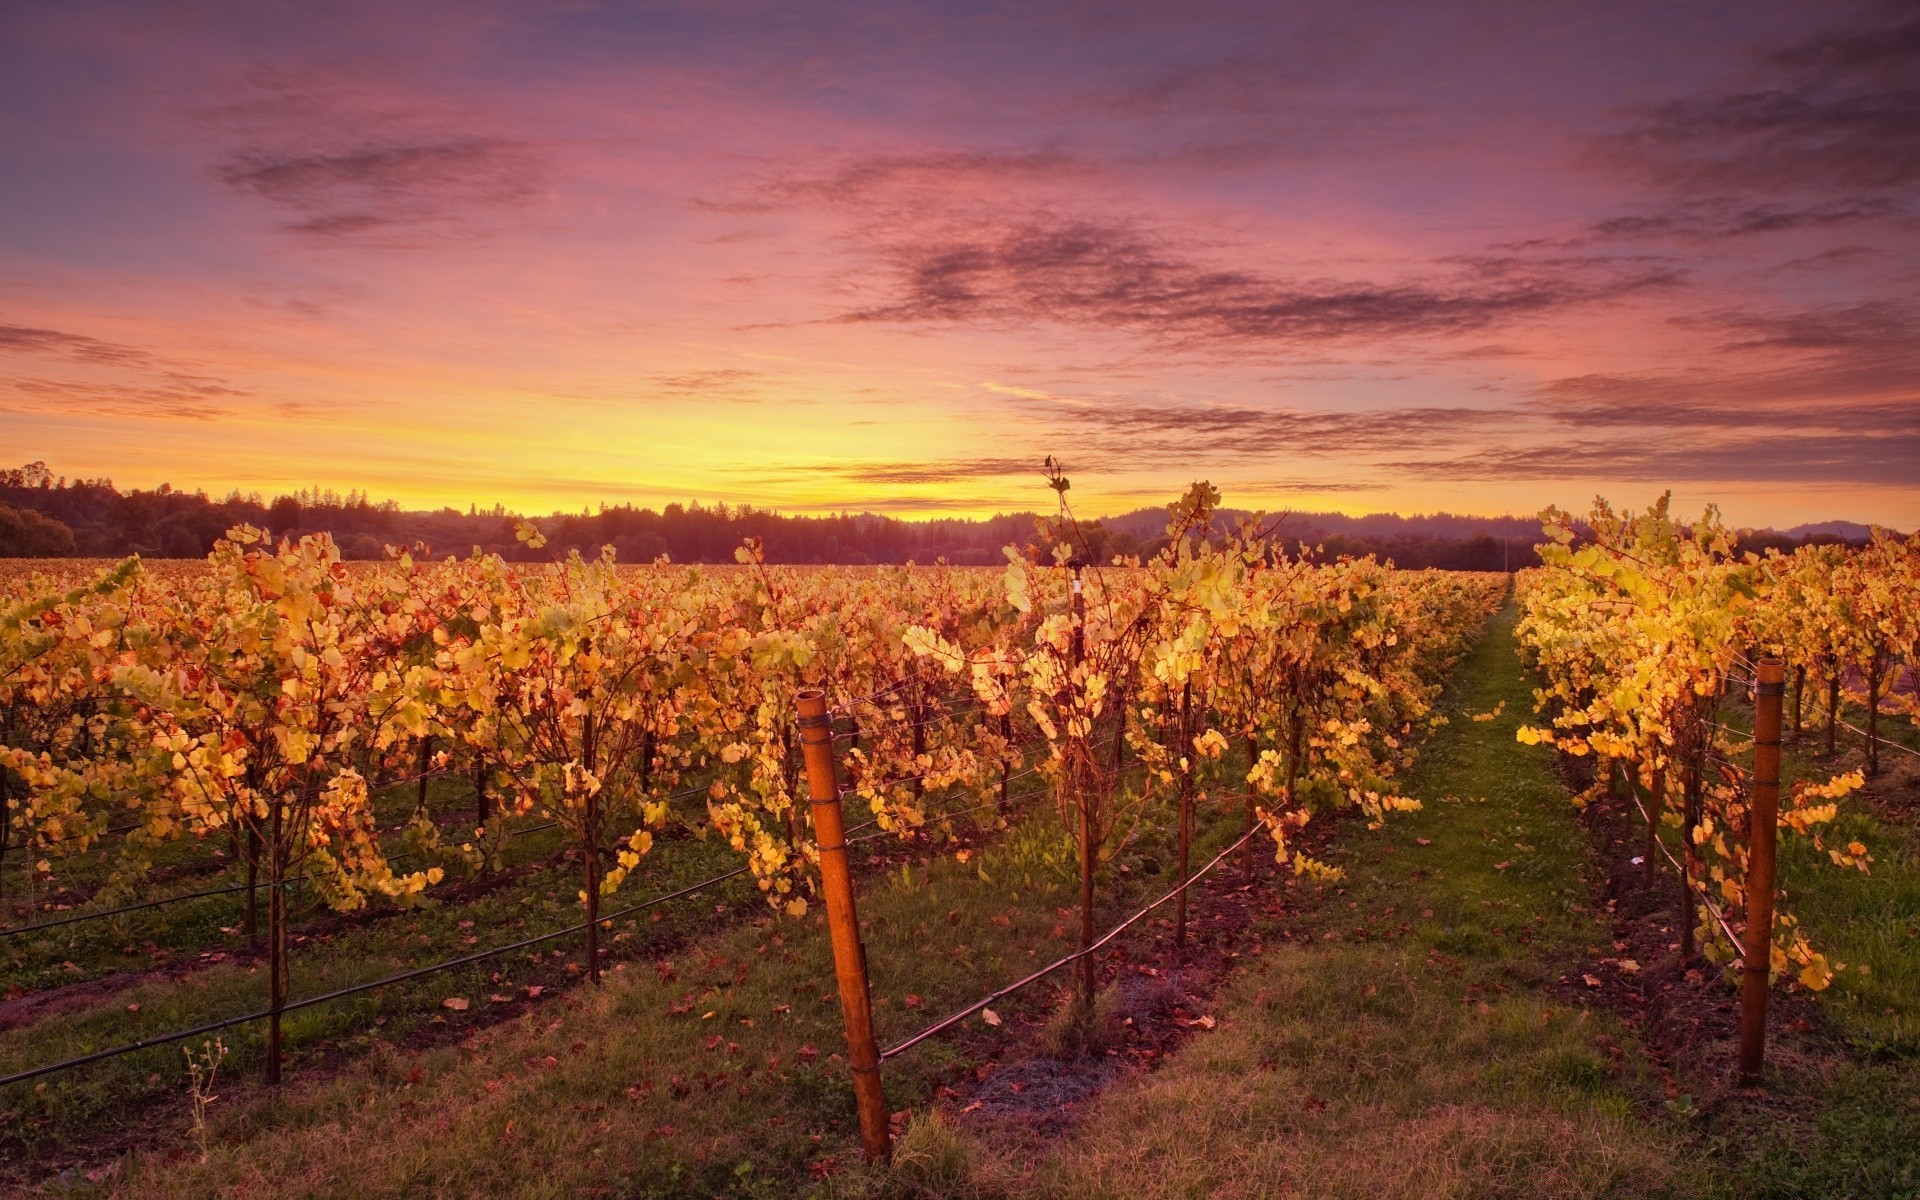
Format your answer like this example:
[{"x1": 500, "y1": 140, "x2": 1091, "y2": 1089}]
[
  {"x1": 880, "y1": 824, "x2": 1263, "y2": 1061},
  {"x1": 835, "y1": 732, "x2": 1050, "y2": 804},
  {"x1": 0, "y1": 858, "x2": 759, "y2": 1091},
  {"x1": 4, "y1": 767, "x2": 467, "y2": 870},
  {"x1": 826, "y1": 699, "x2": 993, "y2": 742},
  {"x1": 836, "y1": 775, "x2": 1050, "y2": 846},
  {"x1": 1830, "y1": 713, "x2": 1920, "y2": 761},
  {"x1": 0, "y1": 773, "x2": 1044, "y2": 1090},
  {"x1": 1, "y1": 818, "x2": 565, "y2": 940},
  {"x1": 3, "y1": 819, "x2": 143, "y2": 861},
  {"x1": 1704, "y1": 753, "x2": 1753, "y2": 777},
  {"x1": 1618, "y1": 766, "x2": 1744, "y2": 953}
]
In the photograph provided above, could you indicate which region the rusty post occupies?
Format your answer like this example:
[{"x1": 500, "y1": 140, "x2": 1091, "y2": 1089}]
[
  {"x1": 796, "y1": 689, "x2": 890, "y2": 1163},
  {"x1": 1739, "y1": 658, "x2": 1785, "y2": 1086}
]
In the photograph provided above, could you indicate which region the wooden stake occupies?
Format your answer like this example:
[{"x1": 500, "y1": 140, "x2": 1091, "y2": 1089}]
[
  {"x1": 795, "y1": 689, "x2": 890, "y2": 1163},
  {"x1": 1739, "y1": 658, "x2": 1785, "y2": 1086}
]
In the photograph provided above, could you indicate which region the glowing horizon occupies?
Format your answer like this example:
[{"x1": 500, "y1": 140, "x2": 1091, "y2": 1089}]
[{"x1": 4, "y1": 2, "x2": 1917, "y2": 529}]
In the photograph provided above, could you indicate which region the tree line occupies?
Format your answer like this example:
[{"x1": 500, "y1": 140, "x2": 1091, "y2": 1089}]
[{"x1": 0, "y1": 462, "x2": 1866, "y2": 567}]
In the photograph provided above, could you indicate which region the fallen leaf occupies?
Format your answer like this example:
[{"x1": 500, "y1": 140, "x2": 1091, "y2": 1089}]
[
  {"x1": 1494, "y1": 860, "x2": 1511, "y2": 870},
  {"x1": 904, "y1": 994, "x2": 924, "y2": 1009},
  {"x1": 1415, "y1": 837, "x2": 1431, "y2": 846},
  {"x1": 981, "y1": 1008, "x2": 1002, "y2": 1027},
  {"x1": 1195, "y1": 1015, "x2": 1217, "y2": 1029},
  {"x1": 1618, "y1": 959, "x2": 1641, "y2": 973},
  {"x1": 442, "y1": 997, "x2": 470, "y2": 1011},
  {"x1": 1582, "y1": 974, "x2": 1602, "y2": 988},
  {"x1": 489, "y1": 994, "x2": 513, "y2": 1004},
  {"x1": 525, "y1": 985, "x2": 544, "y2": 998}
]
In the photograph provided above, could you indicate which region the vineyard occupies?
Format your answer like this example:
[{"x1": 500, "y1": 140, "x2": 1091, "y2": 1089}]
[{"x1": 1, "y1": 487, "x2": 1917, "y2": 1197}]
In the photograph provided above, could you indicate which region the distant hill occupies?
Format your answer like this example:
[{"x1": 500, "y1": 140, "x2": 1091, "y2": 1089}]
[
  {"x1": 1100, "y1": 506, "x2": 1540, "y2": 543},
  {"x1": 1778, "y1": 520, "x2": 1877, "y2": 542},
  {"x1": 0, "y1": 460, "x2": 1895, "y2": 566}
]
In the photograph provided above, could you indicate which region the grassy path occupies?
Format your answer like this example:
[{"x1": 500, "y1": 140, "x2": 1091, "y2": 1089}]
[{"x1": 978, "y1": 599, "x2": 1699, "y2": 1200}]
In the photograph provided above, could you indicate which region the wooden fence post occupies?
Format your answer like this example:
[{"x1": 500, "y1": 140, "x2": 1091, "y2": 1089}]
[
  {"x1": 795, "y1": 689, "x2": 890, "y2": 1164},
  {"x1": 1739, "y1": 658, "x2": 1785, "y2": 1086}
]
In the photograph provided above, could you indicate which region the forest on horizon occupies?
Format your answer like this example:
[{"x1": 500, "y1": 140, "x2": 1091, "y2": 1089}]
[{"x1": 0, "y1": 461, "x2": 1877, "y2": 570}]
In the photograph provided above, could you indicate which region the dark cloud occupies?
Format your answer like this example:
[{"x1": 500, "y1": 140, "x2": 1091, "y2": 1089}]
[
  {"x1": 1586, "y1": 199, "x2": 1914, "y2": 243},
  {"x1": 2, "y1": 377, "x2": 237, "y2": 421},
  {"x1": 1228, "y1": 477, "x2": 1380, "y2": 493},
  {"x1": 779, "y1": 494, "x2": 1015, "y2": 514},
  {"x1": 214, "y1": 138, "x2": 541, "y2": 236},
  {"x1": 831, "y1": 217, "x2": 1677, "y2": 350},
  {"x1": 797, "y1": 457, "x2": 1052, "y2": 485},
  {"x1": 652, "y1": 369, "x2": 766, "y2": 393},
  {"x1": 1380, "y1": 431, "x2": 1920, "y2": 489},
  {"x1": 1079, "y1": 401, "x2": 1505, "y2": 455},
  {"x1": 0, "y1": 323, "x2": 248, "y2": 419},
  {"x1": 1593, "y1": 8, "x2": 1920, "y2": 197},
  {"x1": 1528, "y1": 297, "x2": 1920, "y2": 426},
  {"x1": 0, "y1": 323, "x2": 158, "y2": 368},
  {"x1": 197, "y1": 70, "x2": 546, "y2": 241},
  {"x1": 1093, "y1": 55, "x2": 1323, "y2": 117},
  {"x1": 706, "y1": 150, "x2": 1090, "y2": 215},
  {"x1": 1691, "y1": 297, "x2": 1918, "y2": 352}
]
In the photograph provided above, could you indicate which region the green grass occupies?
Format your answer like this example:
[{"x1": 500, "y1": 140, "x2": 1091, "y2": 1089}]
[
  {"x1": 900, "y1": 598, "x2": 1694, "y2": 1200},
  {"x1": 0, "y1": 818, "x2": 763, "y2": 1173},
  {"x1": 35, "y1": 804, "x2": 1117, "y2": 1197},
  {"x1": 1699, "y1": 692, "x2": 1920, "y2": 1199}
]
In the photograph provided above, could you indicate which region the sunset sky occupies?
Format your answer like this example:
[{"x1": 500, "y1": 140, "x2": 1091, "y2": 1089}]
[{"x1": 2, "y1": 1, "x2": 1916, "y2": 526}]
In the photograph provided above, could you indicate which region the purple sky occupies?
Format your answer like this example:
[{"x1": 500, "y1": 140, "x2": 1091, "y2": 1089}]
[{"x1": 2, "y1": 0, "x2": 1916, "y2": 525}]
